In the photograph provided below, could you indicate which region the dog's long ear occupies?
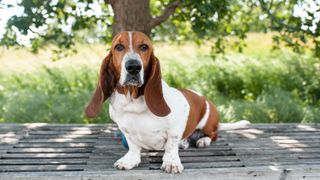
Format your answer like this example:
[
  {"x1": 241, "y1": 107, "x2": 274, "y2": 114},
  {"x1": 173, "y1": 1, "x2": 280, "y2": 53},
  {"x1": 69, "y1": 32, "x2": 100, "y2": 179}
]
[
  {"x1": 144, "y1": 53, "x2": 171, "y2": 117},
  {"x1": 85, "y1": 51, "x2": 116, "y2": 118}
]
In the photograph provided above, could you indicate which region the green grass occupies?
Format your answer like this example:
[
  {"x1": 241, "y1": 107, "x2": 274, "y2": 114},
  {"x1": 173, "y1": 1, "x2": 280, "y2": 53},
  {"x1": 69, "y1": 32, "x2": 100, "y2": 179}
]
[{"x1": 0, "y1": 33, "x2": 319, "y2": 124}]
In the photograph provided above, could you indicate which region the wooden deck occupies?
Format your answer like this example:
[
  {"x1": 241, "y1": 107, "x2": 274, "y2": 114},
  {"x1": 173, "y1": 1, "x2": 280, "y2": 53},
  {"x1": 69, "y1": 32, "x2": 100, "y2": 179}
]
[{"x1": 0, "y1": 123, "x2": 319, "y2": 179}]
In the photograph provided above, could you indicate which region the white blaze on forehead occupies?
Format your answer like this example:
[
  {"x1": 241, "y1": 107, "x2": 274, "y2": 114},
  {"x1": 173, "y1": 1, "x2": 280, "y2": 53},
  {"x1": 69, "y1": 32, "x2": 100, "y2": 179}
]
[
  {"x1": 119, "y1": 31, "x2": 144, "y2": 86},
  {"x1": 128, "y1": 31, "x2": 133, "y2": 52}
]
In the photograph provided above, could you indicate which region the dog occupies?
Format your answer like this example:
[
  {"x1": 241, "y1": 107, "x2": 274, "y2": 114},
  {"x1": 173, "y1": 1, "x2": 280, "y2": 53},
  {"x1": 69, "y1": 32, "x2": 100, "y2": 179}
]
[{"x1": 85, "y1": 31, "x2": 249, "y2": 173}]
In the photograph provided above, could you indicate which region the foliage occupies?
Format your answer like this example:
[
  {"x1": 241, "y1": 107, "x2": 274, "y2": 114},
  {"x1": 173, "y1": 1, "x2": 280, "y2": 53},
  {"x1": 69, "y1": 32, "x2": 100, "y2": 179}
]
[
  {"x1": 1, "y1": 0, "x2": 319, "y2": 58},
  {"x1": 155, "y1": 0, "x2": 320, "y2": 58},
  {"x1": 0, "y1": 66, "x2": 110, "y2": 123},
  {"x1": 0, "y1": 0, "x2": 113, "y2": 60},
  {"x1": 258, "y1": 0, "x2": 320, "y2": 58},
  {"x1": 164, "y1": 52, "x2": 320, "y2": 123},
  {"x1": 1, "y1": 37, "x2": 319, "y2": 123}
]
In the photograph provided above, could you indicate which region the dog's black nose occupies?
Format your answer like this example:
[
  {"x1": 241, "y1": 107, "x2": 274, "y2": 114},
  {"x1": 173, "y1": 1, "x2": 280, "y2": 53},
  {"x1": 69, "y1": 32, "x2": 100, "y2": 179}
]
[{"x1": 125, "y1": 59, "x2": 142, "y2": 75}]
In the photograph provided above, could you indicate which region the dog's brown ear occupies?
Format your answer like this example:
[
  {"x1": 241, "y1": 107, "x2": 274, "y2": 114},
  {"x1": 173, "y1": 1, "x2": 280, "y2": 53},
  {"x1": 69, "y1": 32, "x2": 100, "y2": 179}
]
[
  {"x1": 144, "y1": 53, "x2": 171, "y2": 117},
  {"x1": 85, "y1": 51, "x2": 116, "y2": 118}
]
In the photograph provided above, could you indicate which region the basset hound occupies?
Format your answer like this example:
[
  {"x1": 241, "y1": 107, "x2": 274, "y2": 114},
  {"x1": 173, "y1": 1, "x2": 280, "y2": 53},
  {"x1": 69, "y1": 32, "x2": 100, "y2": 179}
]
[{"x1": 85, "y1": 31, "x2": 249, "y2": 174}]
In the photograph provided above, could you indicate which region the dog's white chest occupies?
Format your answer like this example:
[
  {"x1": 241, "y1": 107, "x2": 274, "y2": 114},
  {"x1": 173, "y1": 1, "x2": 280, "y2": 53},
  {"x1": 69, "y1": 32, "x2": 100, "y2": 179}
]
[
  {"x1": 109, "y1": 92, "x2": 169, "y2": 150},
  {"x1": 117, "y1": 112, "x2": 168, "y2": 150}
]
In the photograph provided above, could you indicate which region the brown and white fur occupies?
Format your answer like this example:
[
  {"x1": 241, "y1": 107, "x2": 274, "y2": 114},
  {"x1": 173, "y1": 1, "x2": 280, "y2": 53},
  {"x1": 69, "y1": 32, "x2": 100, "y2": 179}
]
[{"x1": 85, "y1": 31, "x2": 249, "y2": 174}]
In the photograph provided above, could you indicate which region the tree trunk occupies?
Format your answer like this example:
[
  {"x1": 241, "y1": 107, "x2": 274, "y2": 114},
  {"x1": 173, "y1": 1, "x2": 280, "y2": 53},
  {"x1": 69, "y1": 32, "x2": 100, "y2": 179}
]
[
  {"x1": 110, "y1": 0, "x2": 152, "y2": 36},
  {"x1": 107, "y1": 0, "x2": 181, "y2": 37}
]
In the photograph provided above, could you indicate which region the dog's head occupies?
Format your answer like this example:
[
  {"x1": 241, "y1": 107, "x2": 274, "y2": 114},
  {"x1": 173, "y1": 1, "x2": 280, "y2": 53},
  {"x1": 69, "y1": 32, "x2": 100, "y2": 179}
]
[{"x1": 85, "y1": 31, "x2": 171, "y2": 118}]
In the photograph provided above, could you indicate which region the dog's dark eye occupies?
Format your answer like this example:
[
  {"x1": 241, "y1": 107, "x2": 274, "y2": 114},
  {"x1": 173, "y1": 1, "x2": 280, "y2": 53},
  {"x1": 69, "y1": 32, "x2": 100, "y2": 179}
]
[
  {"x1": 140, "y1": 44, "x2": 148, "y2": 52},
  {"x1": 115, "y1": 44, "x2": 124, "y2": 51}
]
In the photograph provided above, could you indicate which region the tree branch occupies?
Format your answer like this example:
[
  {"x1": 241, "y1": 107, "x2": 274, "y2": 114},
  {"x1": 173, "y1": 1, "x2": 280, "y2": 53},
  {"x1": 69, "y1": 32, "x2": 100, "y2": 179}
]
[
  {"x1": 149, "y1": 0, "x2": 181, "y2": 28},
  {"x1": 258, "y1": 0, "x2": 318, "y2": 36},
  {"x1": 104, "y1": 0, "x2": 116, "y2": 5}
]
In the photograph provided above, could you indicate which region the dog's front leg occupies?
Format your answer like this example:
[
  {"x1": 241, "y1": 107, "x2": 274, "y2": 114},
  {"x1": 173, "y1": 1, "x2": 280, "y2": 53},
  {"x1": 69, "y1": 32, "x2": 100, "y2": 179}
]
[
  {"x1": 161, "y1": 134, "x2": 184, "y2": 173},
  {"x1": 114, "y1": 136, "x2": 141, "y2": 170}
]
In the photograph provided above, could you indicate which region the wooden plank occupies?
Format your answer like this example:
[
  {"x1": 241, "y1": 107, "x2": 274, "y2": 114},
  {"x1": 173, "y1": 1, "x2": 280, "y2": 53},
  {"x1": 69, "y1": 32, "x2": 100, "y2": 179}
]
[
  {"x1": 299, "y1": 155, "x2": 320, "y2": 159},
  {"x1": 0, "y1": 164, "x2": 319, "y2": 179},
  {"x1": 0, "y1": 124, "x2": 26, "y2": 131},
  {"x1": 19, "y1": 138, "x2": 99, "y2": 143},
  {"x1": 0, "y1": 137, "x2": 21, "y2": 145},
  {"x1": 90, "y1": 151, "x2": 318, "y2": 159},
  {"x1": 236, "y1": 154, "x2": 314, "y2": 160},
  {"x1": 87, "y1": 154, "x2": 318, "y2": 165},
  {"x1": 27, "y1": 128, "x2": 115, "y2": 133},
  {"x1": 25, "y1": 124, "x2": 115, "y2": 128},
  {"x1": 1, "y1": 123, "x2": 320, "y2": 178},
  {"x1": 7, "y1": 148, "x2": 93, "y2": 153},
  {"x1": 0, "y1": 133, "x2": 21, "y2": 138},
  {"x1": 0, "y1": 159, "x2": 87, "y2": 165},
  {"x1": 249, "y1": 124, "x2": 320, "y2": 128},
  {"x1": 12, "y1": 142, "x2": 100, "y2": 147},
  {"x1": 99, "y1": 146, "x2": 233, "y2": 153},
  {"x1": 145, "y1": 151, "x2": 236, "y2": 157},
  {"x1": 1, "y1": 153, "x2": 91, "y2": 159},
  {"x1": 216, "y1": 139, "x2": 320, "y2": 146},
  {"x1": 25, "y1": 135, "x2": 103, "y2": 139},
  {"x1": 225, "y1": 128, "x2": 320, "y2": 133},
  {"x1": 222, "y1": 132, "x2": 320, "y2": 138},
  {"x1": 0, "y1": 165, "x2": 85, "y2": 172},
  {"x1": 14, "y1": 143, "x2": 96, "y2": 148},
  {"x1": 28, "y1": 126, "x2": 103, "y2": 130},
  {"x1": 149, "y1": 156, "x2": 240, "y2": 163},
  {"x1": 224, "y1": 141, "x2": 316, "y2": 147},
  {"x1": 27, "y1": 131, "x2": 97, "y2": 135},
  {"x1": 0, "y1": 145, "x2": 12, "y2": 150},
  {"x1": 147, "y1": 160, "x2": 320, "y2": 170}
]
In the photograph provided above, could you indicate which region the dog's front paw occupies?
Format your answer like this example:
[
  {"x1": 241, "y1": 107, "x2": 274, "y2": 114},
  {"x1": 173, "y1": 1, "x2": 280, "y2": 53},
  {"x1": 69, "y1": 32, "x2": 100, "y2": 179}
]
[
  {"x1": 161, "y1": 161, "x2": 184, "y2": 174},
  {"x1": 114, "y1": 155, "x2": 140, "y2": 170}
]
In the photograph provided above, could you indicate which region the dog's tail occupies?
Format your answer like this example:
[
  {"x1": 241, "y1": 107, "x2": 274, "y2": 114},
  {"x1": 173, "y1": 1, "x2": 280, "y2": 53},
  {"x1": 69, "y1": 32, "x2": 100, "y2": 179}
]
[{"x1": 218, "y1": 120, "x2": 250, "y2": 131}]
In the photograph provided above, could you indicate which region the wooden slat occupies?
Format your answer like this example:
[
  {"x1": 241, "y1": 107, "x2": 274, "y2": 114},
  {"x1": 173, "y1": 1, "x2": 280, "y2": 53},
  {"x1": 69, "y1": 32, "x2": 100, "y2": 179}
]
[
  {"x1": 18, "y1": 139, "x2": 100, "y2": 143},
  {"x1": 0, "y1": 165, "x2": 319, "y2": 180},
  {"x1": 27, "y1": 131, "x2": 97, "y2": 135},
  {"x1": 0, "y1": 123, "x2": 320, "y2": 179},
  {"x1": 0, "y1": 165, "x2": 85, "y2": 172},
  {"x1": 1, "y1": 153, "x2": 91, "y2": 159},
  {"x1": 25, "y1": 135, "x2": 103, "y2": 139},
  {"x1": 14, "y1": 143, "x2": 95, "y2": 148},
  {"x1": 7, "y1": 148, "x2": 93, "y2": 153},
  {"x1": 0, "y1": 159, "x2": 87, "y2": 165}
]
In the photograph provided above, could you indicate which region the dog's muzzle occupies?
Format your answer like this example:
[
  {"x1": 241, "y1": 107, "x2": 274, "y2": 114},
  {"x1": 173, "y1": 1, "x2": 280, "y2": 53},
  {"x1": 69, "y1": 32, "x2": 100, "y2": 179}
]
[{"x1": 124, "y1": 59, "x2": 142, "y2": 86}]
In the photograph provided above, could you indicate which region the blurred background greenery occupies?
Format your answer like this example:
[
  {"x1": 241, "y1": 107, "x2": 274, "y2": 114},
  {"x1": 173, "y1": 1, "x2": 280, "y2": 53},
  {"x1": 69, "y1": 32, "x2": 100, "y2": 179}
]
[
  {"x1": 1, "y1": 33, "x2": 319, "y2": 124},
  {"x1": 0, "y1": 0, "x2": 319, "y2": 124}
]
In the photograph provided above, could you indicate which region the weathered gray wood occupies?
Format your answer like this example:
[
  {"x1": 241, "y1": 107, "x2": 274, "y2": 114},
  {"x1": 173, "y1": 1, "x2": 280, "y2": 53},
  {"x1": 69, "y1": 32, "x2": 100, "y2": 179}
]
[
  {"x1": 0, "y1": 165, "x2": 85, "y2": 172},
  {"x1": 25, "y1": 135, "x2": 103, "y2": 139},
  {"x1": 19, "y1": 138, "x2": 99, "y2": 143},
  {"x1": 1, "y1": 153, "x2": 91, "y2": 159},
  {"x1": 7, "y1": 148, "x2": 93, "y2": 153},
  {"x1": 0, "y1": 123, "x2": 320, "y2": 179},
  {"x1": 14, "y1": 143, "x2": 95, "y2": 148},
  {"x1": 0, "y1": 159, "x2": 88, "y2": 165},
  {"x1": 1, "y1": 165, "x2": 319, "y2": 180}
]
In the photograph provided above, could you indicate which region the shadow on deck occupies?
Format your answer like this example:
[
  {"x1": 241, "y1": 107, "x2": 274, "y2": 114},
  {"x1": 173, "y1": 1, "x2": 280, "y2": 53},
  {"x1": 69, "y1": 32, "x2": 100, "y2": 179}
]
[{"x1": 0, "y1": 123, "x2": 320, "y2": 179}]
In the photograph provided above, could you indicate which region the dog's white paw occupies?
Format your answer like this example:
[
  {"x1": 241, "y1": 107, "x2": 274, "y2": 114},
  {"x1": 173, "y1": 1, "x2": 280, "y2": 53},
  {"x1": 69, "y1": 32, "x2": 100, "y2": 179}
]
[
  {"x1": 161, "y1": 161, "x2": 184, "y2": 174},
  {"x1": 179, "y1": 139, "x2": 190, "y2": 150},
  {"x1": 114, "y1": 154, "x2": 140, "y2": 170},
  {"x1": 196, "y1": 137, "x2": 211, "y2": 148}
]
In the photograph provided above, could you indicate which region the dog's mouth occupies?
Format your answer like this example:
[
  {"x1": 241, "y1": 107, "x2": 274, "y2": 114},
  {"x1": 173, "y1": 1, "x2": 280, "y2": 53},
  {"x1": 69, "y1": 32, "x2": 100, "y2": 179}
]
[{"x1": 124, "y1": 74, "x2": 142, "y2": 87}]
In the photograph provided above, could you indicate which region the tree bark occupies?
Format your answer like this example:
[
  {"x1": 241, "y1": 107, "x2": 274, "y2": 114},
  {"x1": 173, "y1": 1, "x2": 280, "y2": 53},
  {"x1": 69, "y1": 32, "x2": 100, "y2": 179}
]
[{"x1": 107, "y1": 0, "x2": 180, "y2": 37}]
